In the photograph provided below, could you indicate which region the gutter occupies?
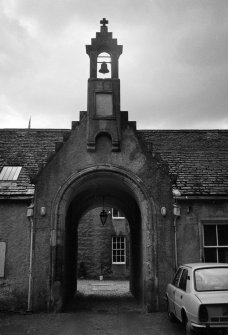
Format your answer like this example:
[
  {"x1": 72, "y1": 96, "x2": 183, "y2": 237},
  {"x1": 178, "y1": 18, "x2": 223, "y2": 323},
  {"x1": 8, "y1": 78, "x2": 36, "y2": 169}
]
[
  {"x1": 174, "y1": 195, "x2": 228, "y2": 200},
  {"x1": 0, "y1": 195, "x2": 34, "y2": 200}
]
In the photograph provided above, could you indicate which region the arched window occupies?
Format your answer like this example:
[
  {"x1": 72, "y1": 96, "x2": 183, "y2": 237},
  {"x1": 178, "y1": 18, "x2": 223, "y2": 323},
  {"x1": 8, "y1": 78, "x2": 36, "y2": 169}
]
[{"x1": 97, "y1": 52, "x2": 111, "y2": 78}]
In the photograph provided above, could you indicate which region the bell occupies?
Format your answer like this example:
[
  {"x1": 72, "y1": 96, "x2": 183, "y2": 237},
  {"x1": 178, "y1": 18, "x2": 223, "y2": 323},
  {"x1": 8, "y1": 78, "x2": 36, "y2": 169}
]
[{"x1": 99, "y1": 62, "x2": 109, "y2": 74}]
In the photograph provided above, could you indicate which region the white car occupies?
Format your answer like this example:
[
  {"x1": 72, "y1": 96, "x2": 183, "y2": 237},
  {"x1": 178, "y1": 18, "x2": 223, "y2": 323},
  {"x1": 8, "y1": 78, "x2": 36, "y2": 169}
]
[{"x1": 165, "y1": 263, "x2": 228, "y2": 335}]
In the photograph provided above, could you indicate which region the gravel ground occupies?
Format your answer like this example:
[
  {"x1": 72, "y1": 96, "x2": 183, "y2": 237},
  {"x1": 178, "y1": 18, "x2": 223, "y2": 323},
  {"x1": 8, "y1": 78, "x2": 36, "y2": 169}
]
[
  {"x1": 66, "y1": 280, "x2": 140, "y2": 313},
  {"x1": 0, "y1": 280, "x2": 185, "y2": 335}
]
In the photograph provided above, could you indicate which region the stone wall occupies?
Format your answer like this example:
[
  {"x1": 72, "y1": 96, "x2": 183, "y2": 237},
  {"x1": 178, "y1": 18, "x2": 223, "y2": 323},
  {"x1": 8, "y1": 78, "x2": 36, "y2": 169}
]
[
  {"x1": 77, "y1": 207, "x2": 130, "y2": 279},
  {"x1": 1, "y1": 197, "x2": 228, "y2": 311},
  {"x1": 176, "y1": 199, "x2": 228, "y2": 265},
  {"x1": 0, "y1": 200, "x2": 29, "y2": 311},
  {"x1": 155, "y1": 198, "x2": 228, "y2": 309}
]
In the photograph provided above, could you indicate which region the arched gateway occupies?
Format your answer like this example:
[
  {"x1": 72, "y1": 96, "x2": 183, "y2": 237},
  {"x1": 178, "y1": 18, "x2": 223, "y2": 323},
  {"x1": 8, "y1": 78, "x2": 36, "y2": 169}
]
[
  {"x1": 31, "y1": 19, "x2": 173, "y2": 312},
  {"x1": 50, "y1": 165, "x2": 156, "y2": 310}
]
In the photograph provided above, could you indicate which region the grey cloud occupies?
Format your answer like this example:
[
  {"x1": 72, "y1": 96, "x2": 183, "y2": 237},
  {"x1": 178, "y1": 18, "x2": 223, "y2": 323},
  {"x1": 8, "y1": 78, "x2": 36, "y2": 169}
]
[
  {"x1": 0, "y1": 12, "x2": 30, "y2": 77},
  {"x1": 176, "y1": 28, "x2": 228, "y2": 68},
  {"x1": 1, "y1": 0, "x2": 228, "y2": 129}
]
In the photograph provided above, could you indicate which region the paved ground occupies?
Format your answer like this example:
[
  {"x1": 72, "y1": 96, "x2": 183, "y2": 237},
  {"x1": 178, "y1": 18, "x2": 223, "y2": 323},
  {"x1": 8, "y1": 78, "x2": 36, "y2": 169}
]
[{"x1": 0, "y1": 280, "x2": 184, "y2": 335}]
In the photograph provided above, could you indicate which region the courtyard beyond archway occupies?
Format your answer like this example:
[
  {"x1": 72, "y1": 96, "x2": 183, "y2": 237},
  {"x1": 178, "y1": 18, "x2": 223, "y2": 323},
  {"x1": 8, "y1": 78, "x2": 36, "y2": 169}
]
[{"x1": 65, "y1": 280, "x2": 140, "y2": 313}]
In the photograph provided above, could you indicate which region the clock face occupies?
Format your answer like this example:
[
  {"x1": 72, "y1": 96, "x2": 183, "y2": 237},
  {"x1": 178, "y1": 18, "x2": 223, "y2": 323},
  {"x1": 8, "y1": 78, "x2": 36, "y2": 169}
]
[{"x1": 96, "y1": 93, "x2": 113, "y2": 116}]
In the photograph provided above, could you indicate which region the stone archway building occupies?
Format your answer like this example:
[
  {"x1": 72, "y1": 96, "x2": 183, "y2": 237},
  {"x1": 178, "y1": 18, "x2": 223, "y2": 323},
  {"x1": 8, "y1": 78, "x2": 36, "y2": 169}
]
[{"x1": 1, "y1": 19, "x2": 228, "y2": 312}]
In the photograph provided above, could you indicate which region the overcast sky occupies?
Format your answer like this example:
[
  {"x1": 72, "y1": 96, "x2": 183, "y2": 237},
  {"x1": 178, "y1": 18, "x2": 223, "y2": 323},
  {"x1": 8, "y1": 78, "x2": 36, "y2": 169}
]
[{"x1": 0, "y1": 0, "x2": 228, "y2": 130}]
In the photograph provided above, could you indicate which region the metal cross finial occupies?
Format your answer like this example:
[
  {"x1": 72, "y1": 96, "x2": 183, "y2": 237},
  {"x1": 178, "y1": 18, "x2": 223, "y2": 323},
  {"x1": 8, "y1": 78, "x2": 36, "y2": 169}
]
[{"x1": 100, "y1": 18, "x2": 108, "y2": 27}]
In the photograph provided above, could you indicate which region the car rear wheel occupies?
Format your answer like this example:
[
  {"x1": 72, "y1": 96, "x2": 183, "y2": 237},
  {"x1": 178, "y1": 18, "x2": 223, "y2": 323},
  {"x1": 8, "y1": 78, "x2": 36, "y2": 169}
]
[
  {"x1": 182, "y1": 313, "x2": 197, "y2": 335},
  {"x1": 185, "y1": 320, "x2": 193, "y2": 335},
  {"x1": 166, "y1": 299, "x2": 176, "y2": 322}
]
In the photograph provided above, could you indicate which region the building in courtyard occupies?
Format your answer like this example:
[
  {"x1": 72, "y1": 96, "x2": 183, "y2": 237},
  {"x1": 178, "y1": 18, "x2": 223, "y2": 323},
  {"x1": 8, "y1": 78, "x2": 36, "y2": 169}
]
[{"x1": 0, "y1": 19, "x2": 228, "y2": 312}]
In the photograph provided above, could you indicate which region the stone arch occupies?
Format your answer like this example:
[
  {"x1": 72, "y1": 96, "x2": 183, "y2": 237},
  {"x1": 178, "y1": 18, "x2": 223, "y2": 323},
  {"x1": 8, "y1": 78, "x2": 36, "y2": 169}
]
[{"x1": 49, "y1": 165, "x2": 158, "y2": 311}]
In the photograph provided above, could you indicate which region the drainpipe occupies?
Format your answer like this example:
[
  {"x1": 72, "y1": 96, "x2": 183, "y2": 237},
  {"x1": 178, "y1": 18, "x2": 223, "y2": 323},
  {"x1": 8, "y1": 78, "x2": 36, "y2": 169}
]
[
  {"x1": 173, "y1": 215, "x2": 178, "y2": 270},
  {"x1": 173, "y1": 203, "x2": 181, "y2": 270},
  {"x1": 27, "y1": 203, "x2": 34, "y2": 312}
]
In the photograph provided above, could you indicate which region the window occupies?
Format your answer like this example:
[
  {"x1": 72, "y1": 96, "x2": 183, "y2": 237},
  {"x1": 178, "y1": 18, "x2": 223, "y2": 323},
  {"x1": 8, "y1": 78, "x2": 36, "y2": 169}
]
[
  {"x1": 0, "y1": 166, "x2": 22, "y2": 181},
  {"x1": 173, "y1": 268, "x2": 183, "y2": 287},
  {"x1": 203, "y1": 223, "x2": 228, "y2": 263},
  {"x1": 195, "y1": 267, "x2": 228, "y2": 291},
  {"x1": 112, "y1": 236, "x2": 126, "y2": 264},
  {"x1": 112, "y1": 208, "x2": 125, "y2": 219},
  {"x1": 0, "y1": 242, "x2": 6, "y2": 277},
  {"x1": 173, "y1": 267, "x2": 188, "y2": 291},
  {"x1": 179, "y1": 269, "x2": 188, "y2": 291}
]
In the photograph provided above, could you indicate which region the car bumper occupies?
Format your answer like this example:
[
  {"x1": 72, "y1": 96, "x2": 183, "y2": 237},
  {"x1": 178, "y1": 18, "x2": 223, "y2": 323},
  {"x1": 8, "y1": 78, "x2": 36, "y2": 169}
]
[{"x1": 191, "y1": 321, "x2": 228, "y2": 331}]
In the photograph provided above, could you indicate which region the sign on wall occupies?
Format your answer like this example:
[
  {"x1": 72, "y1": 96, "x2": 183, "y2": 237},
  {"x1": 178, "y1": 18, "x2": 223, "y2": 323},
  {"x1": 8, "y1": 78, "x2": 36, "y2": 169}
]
[
  {"x1": 0, "y1": 242, "x2": 6, "y2": 277},
  {"x1": 96, "y1": 93, "x2": 113, "y2": 116}
]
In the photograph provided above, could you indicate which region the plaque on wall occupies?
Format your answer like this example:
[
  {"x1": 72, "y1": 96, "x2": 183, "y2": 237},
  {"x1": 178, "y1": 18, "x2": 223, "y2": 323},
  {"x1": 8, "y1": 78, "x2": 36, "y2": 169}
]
[{"x1": 96, "y1": 93, "x2": 113, "y2": 116}]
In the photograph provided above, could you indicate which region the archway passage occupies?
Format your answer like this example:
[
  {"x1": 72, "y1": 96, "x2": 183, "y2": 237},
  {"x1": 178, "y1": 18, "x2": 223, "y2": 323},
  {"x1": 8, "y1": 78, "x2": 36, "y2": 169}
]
[
  {"x1": 65, "y1": 279, "x2": 139, "y2": 313},
  {"x1": 54, "y1": 169, "x2": 151, "y2": 311}
]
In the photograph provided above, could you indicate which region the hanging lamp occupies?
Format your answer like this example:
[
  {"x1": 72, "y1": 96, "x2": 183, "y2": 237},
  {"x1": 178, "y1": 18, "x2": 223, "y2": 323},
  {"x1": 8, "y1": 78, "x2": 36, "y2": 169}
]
[{"x1": 100, "y1": 196, "x2": 108, "y2": 226}]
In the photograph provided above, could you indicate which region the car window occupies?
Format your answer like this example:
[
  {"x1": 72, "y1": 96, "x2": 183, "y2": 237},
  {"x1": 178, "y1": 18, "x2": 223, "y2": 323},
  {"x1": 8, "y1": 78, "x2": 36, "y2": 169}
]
[
  {"x1": 173, "y1": 268, "x2": 183, "y2": 287},
  {"x1": 195, "y1": 267, "x2": 228, "y2": 291},
  {"x1": 179, "y1": 269, "x2": 188, "y2": 291}
]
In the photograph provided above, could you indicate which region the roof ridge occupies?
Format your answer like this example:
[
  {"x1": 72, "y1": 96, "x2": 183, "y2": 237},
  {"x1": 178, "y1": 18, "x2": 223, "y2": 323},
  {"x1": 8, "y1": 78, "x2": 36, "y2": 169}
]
[{"x1": 138, "y1": 129, "x2": 228, "y2": 132}]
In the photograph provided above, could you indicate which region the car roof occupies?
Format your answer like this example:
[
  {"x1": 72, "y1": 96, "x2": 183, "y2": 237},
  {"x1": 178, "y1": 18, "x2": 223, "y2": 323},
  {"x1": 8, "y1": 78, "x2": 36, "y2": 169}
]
[{"x1": 180, "y1": 263, "x2": 228, "y2": 270}]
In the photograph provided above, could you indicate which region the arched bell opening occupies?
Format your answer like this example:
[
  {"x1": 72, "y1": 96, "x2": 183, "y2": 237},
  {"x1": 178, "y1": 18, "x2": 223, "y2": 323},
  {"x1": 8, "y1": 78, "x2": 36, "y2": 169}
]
[
  {"x1": 51, "y1": 167, "x2": 155, "y2": 311},
  {"x1": 97, "y1": 52, "x2": 111, "y2": 78}
]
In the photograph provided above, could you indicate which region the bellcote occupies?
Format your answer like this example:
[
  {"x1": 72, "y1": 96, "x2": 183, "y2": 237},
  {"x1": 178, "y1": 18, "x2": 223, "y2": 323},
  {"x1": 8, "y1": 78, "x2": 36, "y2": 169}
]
[
  {"x1": 86, "y1": 19, "x2": 123, "y2": 152},
  {"x1": 86, "y1": 18, "x2": 122, "y2": 79}
]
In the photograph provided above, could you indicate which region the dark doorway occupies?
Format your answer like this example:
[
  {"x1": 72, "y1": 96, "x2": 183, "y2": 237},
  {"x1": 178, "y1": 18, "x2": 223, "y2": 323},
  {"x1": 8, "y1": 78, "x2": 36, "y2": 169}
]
[{"x1": 61, "y1": 173, "x2": 143, "y2": 311}]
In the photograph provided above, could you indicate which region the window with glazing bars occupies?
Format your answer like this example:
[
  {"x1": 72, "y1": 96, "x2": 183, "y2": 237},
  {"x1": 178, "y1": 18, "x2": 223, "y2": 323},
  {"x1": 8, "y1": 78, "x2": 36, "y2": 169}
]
[
  {"x1": 112, "y1": 236, "x2": 126, "y2": 264},
  {"x1": 203, "y1": 224, "x2": 228, "y2": 263},
  {"x1": 112, "y1": 208, "x2": 125, "y2": 219}
]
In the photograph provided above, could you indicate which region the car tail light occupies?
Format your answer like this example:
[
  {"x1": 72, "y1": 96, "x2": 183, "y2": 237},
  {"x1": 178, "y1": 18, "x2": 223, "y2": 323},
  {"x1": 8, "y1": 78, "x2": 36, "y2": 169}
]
[{"x1": 199, "y1": 305, "x2": 208, "y2": 322}]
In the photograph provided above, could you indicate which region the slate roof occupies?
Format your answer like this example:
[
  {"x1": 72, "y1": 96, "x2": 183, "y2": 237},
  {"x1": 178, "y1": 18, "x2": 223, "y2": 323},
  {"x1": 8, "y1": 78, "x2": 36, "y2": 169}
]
[
  {"x1": 0, "y1": 129, "x2": 68, "y2": 197},
  {"x1": 0, "y1": 128, "x2": 228, "y2": 197},
  {"x1": 138, "y1": 130, "x2": 228, "y2": 196}
]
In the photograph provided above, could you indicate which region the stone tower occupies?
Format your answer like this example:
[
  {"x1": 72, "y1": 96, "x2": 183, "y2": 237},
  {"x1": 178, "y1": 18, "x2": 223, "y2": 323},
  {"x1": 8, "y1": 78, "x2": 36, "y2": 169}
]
[{"x1": 86, "y1": 18, "x2": 123, "y2": 151}]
